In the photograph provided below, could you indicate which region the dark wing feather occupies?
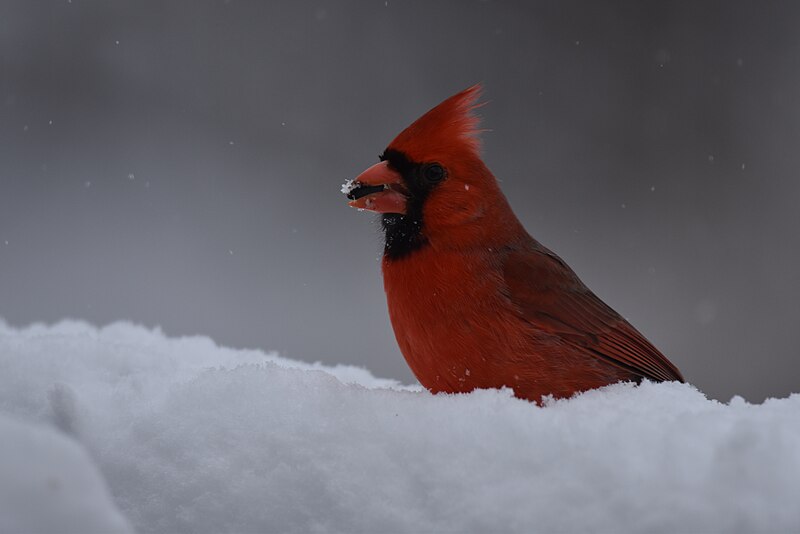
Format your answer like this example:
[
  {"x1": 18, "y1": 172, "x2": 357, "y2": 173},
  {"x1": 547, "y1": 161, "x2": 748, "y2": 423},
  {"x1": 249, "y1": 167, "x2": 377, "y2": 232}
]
[{"x1": 502, "y1": 245, "x2": 684, "y2": 383}]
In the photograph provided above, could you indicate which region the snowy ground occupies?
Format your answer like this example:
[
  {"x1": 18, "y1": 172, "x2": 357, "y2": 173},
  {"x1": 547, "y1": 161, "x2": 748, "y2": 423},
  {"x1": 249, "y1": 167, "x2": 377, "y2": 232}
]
[{"x1": 0, "y1": 320, "x2": 798, "y2": 533}]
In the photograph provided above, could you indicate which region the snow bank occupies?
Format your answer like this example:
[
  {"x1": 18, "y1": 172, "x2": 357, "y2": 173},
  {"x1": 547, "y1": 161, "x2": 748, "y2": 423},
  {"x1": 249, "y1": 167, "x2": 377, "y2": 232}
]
[
  {"x1": 0, "y1": 320, "x2": 798, "y2": 533},
  {"x1": 0, "y1": 414, "x2": 132, "y2": 534}
]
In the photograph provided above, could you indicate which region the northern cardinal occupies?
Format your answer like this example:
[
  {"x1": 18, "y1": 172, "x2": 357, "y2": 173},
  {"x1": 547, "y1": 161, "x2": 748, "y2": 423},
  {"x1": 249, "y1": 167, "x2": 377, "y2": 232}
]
[{"x1": 344, "y1": 85, "x2": 683, "y2": 402}]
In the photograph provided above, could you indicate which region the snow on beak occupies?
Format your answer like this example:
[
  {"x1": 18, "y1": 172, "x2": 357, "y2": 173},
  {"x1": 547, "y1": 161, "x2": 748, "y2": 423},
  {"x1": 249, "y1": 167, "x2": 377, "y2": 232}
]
[{"x1": 342, "y1": 161, "x2": 408, "y2": 214}]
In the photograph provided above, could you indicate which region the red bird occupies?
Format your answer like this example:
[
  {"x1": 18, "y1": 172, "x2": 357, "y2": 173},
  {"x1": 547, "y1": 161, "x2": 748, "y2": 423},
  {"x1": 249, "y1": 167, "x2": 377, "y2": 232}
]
[{"x1": 344, "y1": 86, "x2": 684, "y2": 403}]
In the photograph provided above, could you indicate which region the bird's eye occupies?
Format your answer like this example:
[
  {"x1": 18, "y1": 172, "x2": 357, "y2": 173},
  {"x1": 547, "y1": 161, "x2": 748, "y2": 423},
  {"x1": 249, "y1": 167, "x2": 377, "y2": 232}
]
[{"x1": 423, "y1": 163, "x2": 446, "y2": 184}]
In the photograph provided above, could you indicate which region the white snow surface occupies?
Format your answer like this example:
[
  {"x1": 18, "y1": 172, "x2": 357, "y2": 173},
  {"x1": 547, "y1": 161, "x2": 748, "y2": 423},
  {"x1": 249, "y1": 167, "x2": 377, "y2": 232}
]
[
  {"x1": 0, "y1": 319, "x2": 799, "y2": 534},
  {"x1": 0, "y1": 415, "x2": 133, "y2": 534}
]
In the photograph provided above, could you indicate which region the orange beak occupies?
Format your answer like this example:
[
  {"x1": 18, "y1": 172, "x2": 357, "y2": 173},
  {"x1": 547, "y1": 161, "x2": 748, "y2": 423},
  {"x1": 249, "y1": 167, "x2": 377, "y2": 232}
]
[{"x1": 343, "y1": 161, "x2": 408, "y2": 214}]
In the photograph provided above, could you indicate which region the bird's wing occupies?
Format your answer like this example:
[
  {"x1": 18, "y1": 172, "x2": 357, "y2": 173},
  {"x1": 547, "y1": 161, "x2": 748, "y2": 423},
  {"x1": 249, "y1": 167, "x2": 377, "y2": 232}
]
[{"x1": 501, "y1": 246, "x2": 684, "y2": 383}]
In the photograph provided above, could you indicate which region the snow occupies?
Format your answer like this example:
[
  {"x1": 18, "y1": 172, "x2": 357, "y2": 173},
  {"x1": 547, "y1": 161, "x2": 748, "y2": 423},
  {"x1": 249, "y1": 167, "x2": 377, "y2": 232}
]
[
  {"x1": 340, "y1": 178, "x2": 357, "y2": 195},
  {"x1": 0, "y1": 415, "x2": 133, "y2": 534},
  {"x1": 1, "y1": 319, "x2": 799, "y2": 533}
]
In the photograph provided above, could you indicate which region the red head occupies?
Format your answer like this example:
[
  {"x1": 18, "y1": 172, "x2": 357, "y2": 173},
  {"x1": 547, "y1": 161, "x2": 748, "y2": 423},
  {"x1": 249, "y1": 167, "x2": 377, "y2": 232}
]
[
  {"x1": 388, "y1": 84, "x2": 484, "y2": 165},
  {"x1": 344, "y1": 85, "x2": 524, "y2": 259}
]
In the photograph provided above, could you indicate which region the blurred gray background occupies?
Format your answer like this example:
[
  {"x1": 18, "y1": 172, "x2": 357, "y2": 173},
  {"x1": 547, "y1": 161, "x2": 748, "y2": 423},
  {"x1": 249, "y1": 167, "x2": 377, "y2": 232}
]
[{"x1": 1, "y1": 0, "x2": 798, "y2": 402}]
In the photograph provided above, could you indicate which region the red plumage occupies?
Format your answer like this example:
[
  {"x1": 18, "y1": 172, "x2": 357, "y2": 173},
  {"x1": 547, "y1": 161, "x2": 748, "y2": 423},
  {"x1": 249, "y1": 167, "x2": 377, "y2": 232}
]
[{"x1": 345, "y1": 85, "x2": 683, "y2": 403}]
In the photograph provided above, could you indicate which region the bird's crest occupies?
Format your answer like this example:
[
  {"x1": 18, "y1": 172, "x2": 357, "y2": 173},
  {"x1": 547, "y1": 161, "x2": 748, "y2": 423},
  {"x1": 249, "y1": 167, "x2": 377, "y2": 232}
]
[{"x1": 387, "y1": 85, "x2": 485, "y2": 161}]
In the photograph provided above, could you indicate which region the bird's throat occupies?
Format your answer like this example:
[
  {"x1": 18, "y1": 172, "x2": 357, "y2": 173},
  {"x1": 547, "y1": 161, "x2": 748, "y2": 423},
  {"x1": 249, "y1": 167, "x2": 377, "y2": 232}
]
[{"x1": 381, "y1": 212, "x2": 428, "y2": 260}]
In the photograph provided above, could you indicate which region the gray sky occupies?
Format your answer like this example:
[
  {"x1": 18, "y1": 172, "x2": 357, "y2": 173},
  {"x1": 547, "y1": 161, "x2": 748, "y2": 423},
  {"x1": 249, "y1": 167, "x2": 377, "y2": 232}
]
[{"x1": 1, "y1": 0, "x2": 798, "y2": 402}]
